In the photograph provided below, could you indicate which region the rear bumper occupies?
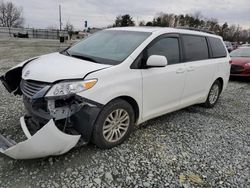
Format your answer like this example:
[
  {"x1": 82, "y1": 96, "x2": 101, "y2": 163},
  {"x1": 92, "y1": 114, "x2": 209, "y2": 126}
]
[
  {"x1": 0, "y1": 117, "x2": 81, "y2": 159},
  {"x1": 230, "y1": 65, "x2": 250, "y2": 77}
]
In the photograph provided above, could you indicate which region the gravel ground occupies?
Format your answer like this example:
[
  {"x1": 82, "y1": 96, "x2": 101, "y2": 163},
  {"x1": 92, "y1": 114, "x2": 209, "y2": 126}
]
[{"x1": 0, "y1": 38, "x2": 249, "y2": 188}]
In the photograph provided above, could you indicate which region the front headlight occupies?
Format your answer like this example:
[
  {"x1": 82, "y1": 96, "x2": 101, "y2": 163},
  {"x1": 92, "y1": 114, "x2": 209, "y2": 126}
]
[
  {"x1": 46, "y1": 79, "x2": 97, "y2": 97},
  {"x1": 245, "y1": 62, "x2": 250, "y2": 66}
]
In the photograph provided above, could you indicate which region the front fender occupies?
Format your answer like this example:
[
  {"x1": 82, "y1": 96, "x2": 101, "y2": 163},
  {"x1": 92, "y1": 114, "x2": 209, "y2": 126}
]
[{"x1": 0, "y1": 57, "x2": 38, "y2": 95}]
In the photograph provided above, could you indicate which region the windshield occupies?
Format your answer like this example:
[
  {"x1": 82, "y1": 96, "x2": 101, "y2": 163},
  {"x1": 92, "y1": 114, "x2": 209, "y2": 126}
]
[
  {"x1": 67, "y1": 30, "x2": 151, "y2": 65},
  {"x1": 230, "y1": 48, "x2": 250, "y2": 57}
]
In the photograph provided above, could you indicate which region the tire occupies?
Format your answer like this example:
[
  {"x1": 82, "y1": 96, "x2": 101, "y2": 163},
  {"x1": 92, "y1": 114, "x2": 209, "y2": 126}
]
[
  {"x1": 92, "y1": 99, "x2": 135, "y2": 149},
  {"x1": 203, "y1": 80, "x2": 222, "y2": 108}
]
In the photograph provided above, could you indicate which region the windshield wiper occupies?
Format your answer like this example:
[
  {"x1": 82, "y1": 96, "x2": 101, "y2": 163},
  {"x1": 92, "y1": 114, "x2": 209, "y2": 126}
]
[
  {"x1": 60, "y1": 47, "x2": 71, "y2": 56},
  {"x1": 71, "y1": 54, "x2": 97, "y2": 63},
  {"x1": 64, "y1": 50, "x2": 71, "y2": 56}
]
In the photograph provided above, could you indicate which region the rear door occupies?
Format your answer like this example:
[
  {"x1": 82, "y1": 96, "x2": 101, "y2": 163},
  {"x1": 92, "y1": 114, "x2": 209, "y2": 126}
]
[
  {"x1": 141, "y1": 35, "x2": 186, "y2": 121},
  {"x1": 180, "y1": 34, "x2": 215, "y2": 106}
]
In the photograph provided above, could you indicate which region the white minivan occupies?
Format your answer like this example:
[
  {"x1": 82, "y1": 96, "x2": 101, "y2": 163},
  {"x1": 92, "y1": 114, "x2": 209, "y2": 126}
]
[{"x1": 0, "y1": 27, "x2": 230, "y2": 159}]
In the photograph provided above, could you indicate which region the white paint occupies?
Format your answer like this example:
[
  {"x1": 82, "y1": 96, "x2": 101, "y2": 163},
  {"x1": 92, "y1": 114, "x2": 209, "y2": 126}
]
[
  {"x1": 146, "y1": 55, "x2": 168, "y2": 67},
  {"x1": 20, "y1": 116, "x2": 32, "y2": 139},
  {"x1": 1, "y1": 27, "x2": 231, "y2": 159},
  {"x1": 0, "y1": 118, "x2": 80, "y2": 159},
  {"x1": 75, "y1": 27, "x2": 230, "y2": 124},
  {"x1": 22, "y1": 52, "x2": 111, "y2": 83}
]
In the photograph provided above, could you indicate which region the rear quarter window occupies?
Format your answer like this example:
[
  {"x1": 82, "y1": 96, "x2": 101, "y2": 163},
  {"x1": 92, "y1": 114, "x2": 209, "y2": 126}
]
[
  {"x1": 182, "y1": 35, "x2": 209, "y2": 61},
  {"x1": 209, "y1": 37, "x2": 227, "y2": 58}
]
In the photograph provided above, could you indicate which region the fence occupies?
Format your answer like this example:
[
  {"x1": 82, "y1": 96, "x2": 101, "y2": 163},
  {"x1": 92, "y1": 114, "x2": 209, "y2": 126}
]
[{"x1": 0, "y1": 27, "x2": 68, "y2": 39}]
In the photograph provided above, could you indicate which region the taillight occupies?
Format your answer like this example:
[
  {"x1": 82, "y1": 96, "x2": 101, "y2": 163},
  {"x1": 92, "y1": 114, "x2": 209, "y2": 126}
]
[{"x1": 229, "y1": 60, "x2": 232, "y2": 64}]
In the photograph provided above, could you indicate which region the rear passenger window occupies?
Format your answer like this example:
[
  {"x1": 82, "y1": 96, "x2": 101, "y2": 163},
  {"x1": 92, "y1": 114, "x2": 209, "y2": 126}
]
[
  {"x1": 209, "y1": 37, "x2": 227, "y2": 58},
  {"x1": 147, "y1": 37, "x2": 180, "y2": 65},
  {"x1": 182, "y1": 35, "x2": 209, "y2": 61}
]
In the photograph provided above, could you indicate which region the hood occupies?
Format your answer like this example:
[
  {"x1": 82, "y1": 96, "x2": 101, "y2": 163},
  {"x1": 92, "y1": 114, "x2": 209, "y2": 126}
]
[
  {"x1": 22, "y1": 53, "x2": 111, "y2": 83},
  {"x1": 231, "y1": 57, "x2": 250, "y2": 66}
]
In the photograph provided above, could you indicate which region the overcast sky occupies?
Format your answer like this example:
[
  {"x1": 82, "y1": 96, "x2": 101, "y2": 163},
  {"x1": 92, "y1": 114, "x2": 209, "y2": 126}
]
[{"x1": 8, "y1": 0, "x2": 250, "y2": 30}]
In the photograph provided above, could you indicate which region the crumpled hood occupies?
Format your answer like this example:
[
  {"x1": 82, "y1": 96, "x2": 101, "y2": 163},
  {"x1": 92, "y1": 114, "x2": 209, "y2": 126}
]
[{"x1": 22, "y1": 52, "x2": 111, "y2": 83}]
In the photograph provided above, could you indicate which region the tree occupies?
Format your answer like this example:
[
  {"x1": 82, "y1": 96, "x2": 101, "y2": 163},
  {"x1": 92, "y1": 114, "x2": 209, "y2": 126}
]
[
  {"x1": 220, "y1": 22, "x2": 229, "y2": 39},
  {"x1": 114, "y1": 14, "x2": 135, "y2": 27},
  {"x1": 145, "y1": 21, "x2": 153, "y2": 26},
  {"x1": 0, "y1": 1, "x2": 24, "y2": 35},
  {"x1": 64, "y1": 21, "x2": 74, "y2": 40}
]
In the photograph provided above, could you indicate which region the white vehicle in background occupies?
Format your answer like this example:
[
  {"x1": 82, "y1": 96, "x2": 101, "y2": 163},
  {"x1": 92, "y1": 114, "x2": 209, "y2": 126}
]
[
  {"x1": 0, "y1": 27, "x2": 230, "y2": 159},
  {"x1": 240, "y1": 43, "x2": 250, "y2": 47},
  {"x1": 224, "y1": 41, "x2": 234, "y2": 52}
]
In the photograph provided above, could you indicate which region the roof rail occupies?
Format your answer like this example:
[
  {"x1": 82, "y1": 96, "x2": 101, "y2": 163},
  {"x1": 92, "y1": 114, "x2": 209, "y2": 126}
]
[{"x1": 176, "y1": 27, "x2": 215, "y2": 34}]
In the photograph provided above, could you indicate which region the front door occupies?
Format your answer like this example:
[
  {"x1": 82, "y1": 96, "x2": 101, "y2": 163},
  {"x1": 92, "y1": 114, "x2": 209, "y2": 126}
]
[{"x1": 141, "y1": 36, "x2": 186, "y2": 121}]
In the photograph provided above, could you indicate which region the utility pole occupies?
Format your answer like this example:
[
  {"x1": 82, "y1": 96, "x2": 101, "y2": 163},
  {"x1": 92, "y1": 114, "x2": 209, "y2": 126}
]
[{"x1": 59, "y1": 5, "x2": 62, "y2": 31}]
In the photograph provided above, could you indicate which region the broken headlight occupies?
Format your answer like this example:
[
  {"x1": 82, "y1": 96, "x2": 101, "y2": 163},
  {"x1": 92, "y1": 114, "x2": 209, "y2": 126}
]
[{"x1": 46, "y1": 79, "x2": 97, "y2": 97}]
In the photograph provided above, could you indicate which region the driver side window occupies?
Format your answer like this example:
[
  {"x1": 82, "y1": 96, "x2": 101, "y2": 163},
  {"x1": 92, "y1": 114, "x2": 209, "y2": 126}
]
[{"x1": 147, "y1": 37, "x2": 180, "y2": 65}]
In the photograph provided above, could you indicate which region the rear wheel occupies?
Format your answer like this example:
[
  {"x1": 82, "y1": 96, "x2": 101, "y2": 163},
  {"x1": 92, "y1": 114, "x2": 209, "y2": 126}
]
[
  {"x1": 92, "y1": 99, "x2": 134, "y2": 149},
  {"x1": 203, "y1": 80, "x2": 222, "y2": 108}
]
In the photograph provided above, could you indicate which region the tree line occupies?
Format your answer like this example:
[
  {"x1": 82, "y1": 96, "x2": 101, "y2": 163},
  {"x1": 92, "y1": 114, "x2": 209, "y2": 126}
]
[
  {"x1": 114, "y1": 13, "x2": 250, "y2": 43},
  {"x1": 1, "y1": 0, "x2": 249, "y2": 43}
]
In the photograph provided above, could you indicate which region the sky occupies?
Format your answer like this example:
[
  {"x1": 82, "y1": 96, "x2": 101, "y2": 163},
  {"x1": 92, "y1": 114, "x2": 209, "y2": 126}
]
[{"x1": 7, "y1": 0, "x2": 250, "y2": 30}]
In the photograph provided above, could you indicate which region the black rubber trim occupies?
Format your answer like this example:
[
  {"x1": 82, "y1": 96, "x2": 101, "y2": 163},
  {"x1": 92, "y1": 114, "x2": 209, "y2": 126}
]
[
  {"x1": 0, "y1": 57, "x2": 38, "y2": 94},
  {"x1": 70, "y1": 105, "x2": 102, "y2": 142},
  {"x1": 0, "y1": 75, "x2": 12, "y2": 93},
  {"x1": 76, "y1": 95, "x2": 104, "y2": 108}
]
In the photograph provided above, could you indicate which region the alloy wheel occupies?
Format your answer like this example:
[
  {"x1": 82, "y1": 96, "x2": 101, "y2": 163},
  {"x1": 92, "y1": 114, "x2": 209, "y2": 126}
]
[{"x1": 102, "y1": 109, "x2": 130, "y2": 143}]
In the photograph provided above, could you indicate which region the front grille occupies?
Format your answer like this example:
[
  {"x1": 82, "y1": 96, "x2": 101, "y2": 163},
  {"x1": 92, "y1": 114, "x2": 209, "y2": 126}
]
[
  {"x1": 20, "y1": 80, "x2": 48, "y2": 98},
  {"x1": 230, "y1": 65, "x2": 244, "y2": 74}
]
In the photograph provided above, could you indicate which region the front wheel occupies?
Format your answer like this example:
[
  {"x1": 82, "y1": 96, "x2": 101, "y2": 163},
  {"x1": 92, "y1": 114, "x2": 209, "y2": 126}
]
[
  {"x1": 203, "y1": 80, "x2": 222, "y2": 108},
  {"x1": 92, "y1": 99, "x2": 135, "y2": 149}
]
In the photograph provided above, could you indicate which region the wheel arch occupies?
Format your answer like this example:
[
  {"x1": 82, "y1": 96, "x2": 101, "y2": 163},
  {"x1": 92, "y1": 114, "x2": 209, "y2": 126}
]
[
  {"x1": 215, "y1": 77, "x2": 224, "y2": 93},
  {"x1": 109, "y1": 96, "x2": 140, "y2": 124}
]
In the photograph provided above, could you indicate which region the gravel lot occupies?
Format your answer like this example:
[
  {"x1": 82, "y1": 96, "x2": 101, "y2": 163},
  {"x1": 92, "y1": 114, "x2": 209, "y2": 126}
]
[{"x1": 0, "y1": 38, "x2": 249, "y2": 188}]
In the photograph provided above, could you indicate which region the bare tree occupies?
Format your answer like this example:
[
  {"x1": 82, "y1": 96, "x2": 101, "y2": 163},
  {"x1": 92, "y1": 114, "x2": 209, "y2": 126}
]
[
  {"x1": 64, "y1": 21, "x2": 74, "y2": 40},
  {"x1": 0, "y1": 1, "x2": 24, "y2": 35}
]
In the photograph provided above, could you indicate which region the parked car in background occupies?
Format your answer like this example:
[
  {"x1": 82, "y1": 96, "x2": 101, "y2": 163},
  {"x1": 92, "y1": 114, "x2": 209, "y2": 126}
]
[
  {"x1": 230, "y1": 47, "x2": 250, "y2": 77},
  {"x1": 231, "y1": 42, "x2": 239, "y2": 50},
  {"x1": 224, "y1": 41, "x2": 234, "y2": 52},
  {"x1": 0, "y1": 27, "x2": 230, "y2": 159},
  {"x1": 240, "y1": 43, "x2": 250, "y2": 47}
]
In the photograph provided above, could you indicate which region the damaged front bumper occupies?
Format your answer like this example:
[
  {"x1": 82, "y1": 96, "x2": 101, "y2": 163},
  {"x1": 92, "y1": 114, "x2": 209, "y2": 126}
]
[
  {"x1": 1, "y1": 63, "x2": 103, "y2": 159},
  {"x1": 0, "y1": 117, "x2": 81, "y2": 159}
]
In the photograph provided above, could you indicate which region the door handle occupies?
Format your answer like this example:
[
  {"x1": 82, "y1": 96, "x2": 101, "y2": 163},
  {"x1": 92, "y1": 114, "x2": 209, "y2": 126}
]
[
  {"x1": 176, "y1": 68, "x2": 185, "y2": 74},
  {"x1": 187, "y1": 66, "x2": 195, "y2": 72}
]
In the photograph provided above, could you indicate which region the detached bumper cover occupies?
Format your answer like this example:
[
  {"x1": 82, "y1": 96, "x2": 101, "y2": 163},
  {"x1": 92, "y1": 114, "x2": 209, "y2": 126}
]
[{"x1": 0, "y1": 117, "x2": 80, "y2": 159}]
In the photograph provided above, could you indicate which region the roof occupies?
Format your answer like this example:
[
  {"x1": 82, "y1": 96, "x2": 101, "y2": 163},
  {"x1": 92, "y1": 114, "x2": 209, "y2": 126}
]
[
  {"x1": 108, "y1": 26, "x2": 163, "y2": 33},
  {"x1": 107, "y1": 26, "x2": 221, "y2": 38}
]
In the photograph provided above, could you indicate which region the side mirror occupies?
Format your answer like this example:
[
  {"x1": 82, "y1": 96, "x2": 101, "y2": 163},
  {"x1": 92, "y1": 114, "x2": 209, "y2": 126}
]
[{"x1": 146, "y1": 55, "x2": 168, "y2": 67}]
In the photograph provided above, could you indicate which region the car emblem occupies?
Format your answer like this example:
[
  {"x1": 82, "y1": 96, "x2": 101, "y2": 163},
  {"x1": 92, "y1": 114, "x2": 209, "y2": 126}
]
[{"x1": 24, "y1": 70, "x2": 30, "y2": 77}]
